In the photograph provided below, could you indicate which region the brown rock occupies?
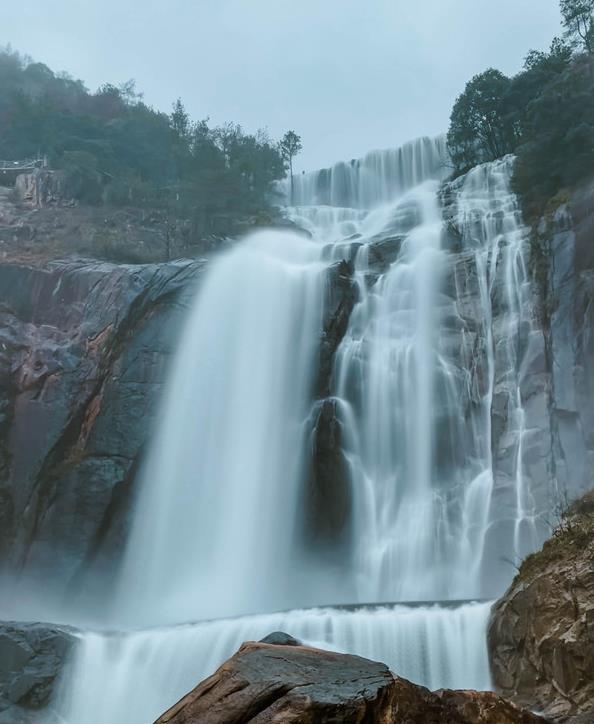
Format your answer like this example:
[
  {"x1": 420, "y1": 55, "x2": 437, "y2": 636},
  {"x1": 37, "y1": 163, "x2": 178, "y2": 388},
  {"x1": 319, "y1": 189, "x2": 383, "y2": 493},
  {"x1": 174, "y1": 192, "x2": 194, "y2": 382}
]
[
  {"x1": 155, "y1": 637, "x2": 545, "y2": 723},
  {"x1": 488, "y1": 491, "x2": 594, "y2": 722},
  {"x1": 156, "y1": 640, "x2": 396, "y2": 724},
  {"x1": 393, "y1": 678, "x2": 546, "y2": 723}
]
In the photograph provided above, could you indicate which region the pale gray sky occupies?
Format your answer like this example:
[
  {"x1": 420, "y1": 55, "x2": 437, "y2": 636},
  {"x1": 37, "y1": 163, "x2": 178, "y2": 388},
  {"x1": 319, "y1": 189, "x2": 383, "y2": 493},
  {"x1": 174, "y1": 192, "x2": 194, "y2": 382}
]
[{"x1": 3, "y1": 0, "x2": 562, "y2": 170}]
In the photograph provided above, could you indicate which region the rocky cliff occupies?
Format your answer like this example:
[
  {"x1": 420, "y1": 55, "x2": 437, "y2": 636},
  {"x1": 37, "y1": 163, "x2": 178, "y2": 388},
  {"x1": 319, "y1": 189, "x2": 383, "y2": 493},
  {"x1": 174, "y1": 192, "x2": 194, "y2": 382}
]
[
  {"x1": 0, "y1": 258, "x2": 204, "y2": 605},
  {"x1": 439, "y1": 170, "x2": 594, "y2": 594},
  {"x1": 538, "y1": 181, "x2": 594, "y2": 502},
  {"x1": 0, "y1": 251, "x2": 359, "y2": 612},
  {"x1": 480, "y1": 177, "x2": 594, "y2": 722},
  {"x1": 486, "y1": 180, "x2": 594, "y2": 722},
  {"x1": 489, "y1": 491, "x2": 594, "y2": 722}
]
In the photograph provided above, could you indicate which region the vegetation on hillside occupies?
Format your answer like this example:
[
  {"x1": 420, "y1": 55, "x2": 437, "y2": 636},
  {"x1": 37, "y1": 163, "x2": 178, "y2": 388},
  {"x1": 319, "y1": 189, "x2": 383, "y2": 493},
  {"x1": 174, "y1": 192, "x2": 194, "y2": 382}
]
[
  {"x1": 514, "y1": 489, "x2": 594, "y2": 583},
  {"x1": 0, "y1": 46, "x2": 294, "y2": 243},
  {"x1": 447, "y1": 0, "x2": 594, "y2": 216}
]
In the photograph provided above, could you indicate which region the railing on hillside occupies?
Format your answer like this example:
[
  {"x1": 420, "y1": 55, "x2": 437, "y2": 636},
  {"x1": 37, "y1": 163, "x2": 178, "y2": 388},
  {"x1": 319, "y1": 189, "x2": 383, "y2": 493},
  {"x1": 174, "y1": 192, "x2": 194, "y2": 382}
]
[{"x1": 0, "y1": 157, "x2": 46, "y2": 171}]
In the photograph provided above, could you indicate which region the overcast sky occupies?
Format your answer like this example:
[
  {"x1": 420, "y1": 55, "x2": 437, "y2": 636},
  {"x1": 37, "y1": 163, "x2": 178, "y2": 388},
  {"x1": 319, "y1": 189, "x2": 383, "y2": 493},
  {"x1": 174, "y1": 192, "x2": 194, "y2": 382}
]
[{"x1": 3, "y1": 0, "x2": 562, "y2": 170}]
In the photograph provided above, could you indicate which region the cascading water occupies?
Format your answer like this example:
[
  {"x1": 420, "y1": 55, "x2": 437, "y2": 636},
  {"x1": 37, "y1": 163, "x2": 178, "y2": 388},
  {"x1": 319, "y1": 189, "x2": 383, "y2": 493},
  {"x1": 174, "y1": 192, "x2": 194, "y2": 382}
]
[
  {"x1": 451, "y1": 156, "x2": 541, "y2": 574},
  {"x1": 290, "y1": 135, "x2": 449, "y2": 208},
  {"x1": 53, "y1": 139, "x2": 541, "y2": 724},
  {"x1": 113, "y1": 229, "x2": 327, "y2": 625},
  {"x1": 58, "y1": 602, "x2": 491, "y2": 724},
  {"x1": 332, "y1": 184, "x2": 452, "y2": 602}
]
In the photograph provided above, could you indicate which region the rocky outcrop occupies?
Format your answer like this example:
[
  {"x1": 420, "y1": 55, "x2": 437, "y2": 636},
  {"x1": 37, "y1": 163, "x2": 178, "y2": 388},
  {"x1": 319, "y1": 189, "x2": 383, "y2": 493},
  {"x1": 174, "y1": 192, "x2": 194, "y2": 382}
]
[
  {"x1": 316, "y1": 258, "x2": 358, "y2": 399},
  {"x1": 0, "y1": 621, "x2": 75, "y2": 723},
  {"x1": 392, "y1": 679, "x2": 546, "y2": 724},
  {"x1": 366, "y1": 233, "x2": 406, "y2": 279},
  {"x1": 156, "y1": 638, "x2": 397, "y2": 723},
  {"x1": 306, "y1": 398, "x2": 352, "y2": 549},
  {"x1": 304, "y1": 259, "x2": 358, "y2": 553},
  {"x1": 156, "y1": 636, "x2": 545, "y2": 723},
  {"x1": 489, "y1": 490, "x2": 594, "y2": 722},
  {"x1": 15, "y1": 170, "x2": 68, "y2": 209},
  {"x1": 0, "y1": 258, "x2": 204, "y2": 598}
]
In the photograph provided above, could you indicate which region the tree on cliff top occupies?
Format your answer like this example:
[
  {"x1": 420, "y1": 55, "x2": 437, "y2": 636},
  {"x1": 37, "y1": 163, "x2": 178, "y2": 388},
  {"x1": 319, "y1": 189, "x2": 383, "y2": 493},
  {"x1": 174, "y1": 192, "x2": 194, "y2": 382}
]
[
  {"x1": 447, "y1": 69, "x2": 515, "y2": 175},
  {"x1": 171, "y1": 98, "x2": 191, "y2": 140},
  {"x1": 561, "y1": 0, "x2": 594, "y2": 52},
  {"x1": 280, "y1": 130, "x2": 302, "y2": 203}
]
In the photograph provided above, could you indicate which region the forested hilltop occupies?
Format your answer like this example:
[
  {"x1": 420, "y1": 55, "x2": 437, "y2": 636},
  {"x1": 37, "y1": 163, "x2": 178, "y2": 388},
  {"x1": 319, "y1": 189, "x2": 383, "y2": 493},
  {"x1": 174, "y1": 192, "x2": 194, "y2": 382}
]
[
  {"x1": 0, "y1": 46, "x2": 300, "y2": 257},
  {"x1": 447, "y1": 0, "x2": 594, "y2": 217}
]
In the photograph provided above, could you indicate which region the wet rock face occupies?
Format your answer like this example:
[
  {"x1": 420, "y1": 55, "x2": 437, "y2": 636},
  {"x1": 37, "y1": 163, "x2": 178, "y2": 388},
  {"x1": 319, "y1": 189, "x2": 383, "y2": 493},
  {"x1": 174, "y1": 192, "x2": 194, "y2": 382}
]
[
  {"x1": 0, "y1": 252, "x2": 359, "y2": 596},
  {"x1": 306, "y1": 398, "x2": 351, "y2": 549},
  {"x1": 316, "y1": 258, "x2": 358, "y2": 399},
  {"x1": 367, "y1": 233, "x2": 405, "y2": 278},
  {"x1": 155, "y1": 639, "x2": 397, "y2": 724},
  {"x1": 439, "y1": 171, "x2": 594, "y2": 596},
  {"x1": 393, "y1": 679, "x2": 546, "y2": 724},
  {"x1": 306, "y1": 259, "x2": 357, "y2": 553},
  {"x1": 155, "y1": 637, "x2": 545, "y2": 724},
  {"x1": 0, "y1": 621, "x2": 75, "y2": 723},
  {"x1": 489, "y1": 491, "x2": 594, "y2": 722},
  {"x1": 0, "y1": 258, "x2": 204, "y2": 592},
  {"x1": 544, "y1": 186, "x2": 594, "y2": 502}
]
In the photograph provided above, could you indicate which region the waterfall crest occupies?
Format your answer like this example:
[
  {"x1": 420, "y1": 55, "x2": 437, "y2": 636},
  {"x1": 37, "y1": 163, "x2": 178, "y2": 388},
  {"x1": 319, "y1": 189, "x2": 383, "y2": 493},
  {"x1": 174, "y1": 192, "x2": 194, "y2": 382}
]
[{"x1": 289, "y1": 135, "x2": 449, "y2": 208}]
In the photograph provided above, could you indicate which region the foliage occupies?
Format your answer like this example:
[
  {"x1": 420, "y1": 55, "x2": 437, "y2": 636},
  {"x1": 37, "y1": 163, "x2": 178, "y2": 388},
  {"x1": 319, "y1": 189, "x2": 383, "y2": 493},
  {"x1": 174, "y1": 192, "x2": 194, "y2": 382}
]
[
  {"x1": 447, "y1": 69, "x2": 515, "y2": 174},
  {"x1": 279, "y1": 130, "x2": 303, "y2": 203},
  {"x1": 561, "y1": 0, "x2": 594, "y2": 52},
  {"x1": 513, "y1": 54, "x2": 594, "y2": 213},
  {"x1": 447, "y1": 17, "x2": 594, "y2": 215},
  {"x1": 0, "y1": 46, "x2": 291, "y2": 243},
  {"x1": 279, "y1": 130, "x2": 302, "y2": 172}
]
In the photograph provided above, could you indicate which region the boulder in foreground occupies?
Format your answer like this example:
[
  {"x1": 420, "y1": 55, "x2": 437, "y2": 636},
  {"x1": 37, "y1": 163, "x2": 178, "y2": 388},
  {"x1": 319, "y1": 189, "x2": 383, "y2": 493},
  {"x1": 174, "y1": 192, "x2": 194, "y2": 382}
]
[
  {"x1": 0, "y1": 621, "x2": 75, "y2": 723},
  {"x1": 155, "y1": 635, "x2": 545, "y2": 723}
]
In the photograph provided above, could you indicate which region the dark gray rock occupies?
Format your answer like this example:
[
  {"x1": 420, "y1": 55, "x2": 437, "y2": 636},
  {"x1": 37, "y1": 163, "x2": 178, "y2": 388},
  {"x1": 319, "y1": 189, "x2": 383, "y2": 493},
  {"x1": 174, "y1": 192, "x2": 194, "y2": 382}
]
[
  {"x1": 315, "y1": 259, "x2": 358, "y2": 399},
  {"x1": 545, "y1": 188, "x2": 594, "y2": 500},
  {"x1": 367, "y1": 233, "x2": 405, "y2": 276},
  {"x1": 304, "y1": 257, "x2": 358, "y2": 557},
  {"x1": 0, "y1": 621, "x2": 75, "y2": 724},
  {"x1": 0, "y1": 258, "x2": 205, "y2": 597},
  {"x1": 306, "y1": 398, "x2": 352, "y2": 551},
  {"x1": 258, "y1": 631, "x2": 300, "y2": 646}
]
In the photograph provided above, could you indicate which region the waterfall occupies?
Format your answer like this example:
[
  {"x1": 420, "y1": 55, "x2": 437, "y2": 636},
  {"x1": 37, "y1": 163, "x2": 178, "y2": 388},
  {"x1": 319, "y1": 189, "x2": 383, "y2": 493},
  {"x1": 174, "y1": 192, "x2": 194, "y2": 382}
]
[
  {"x1": 289, "y1": 135, "x2": 449, "y2": 208},
  {"x1": 114, "y1": 230, "x2": 327, "y2": 625},
  {"x1": 54, "y1": 140, "x2": 543, "y2": 723},
  {"x1": 56, "y1": 602, "x2": 491, "y2": 724},
  {"x1": 332, "y1": 184, "x2": 452, "y2": 602},
  {"x1": 451, "y1": 156, "x2": 540, "y2": 576}
]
